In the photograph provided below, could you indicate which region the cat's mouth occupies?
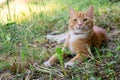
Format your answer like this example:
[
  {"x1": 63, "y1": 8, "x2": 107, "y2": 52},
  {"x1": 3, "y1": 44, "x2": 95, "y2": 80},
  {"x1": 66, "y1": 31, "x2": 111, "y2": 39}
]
[
  {"x1": 74, "y1": 29, "x2": 92, "y2": 35},
  {"x1": 74, "y1": 32, "x2": 84, "y2": 35}
]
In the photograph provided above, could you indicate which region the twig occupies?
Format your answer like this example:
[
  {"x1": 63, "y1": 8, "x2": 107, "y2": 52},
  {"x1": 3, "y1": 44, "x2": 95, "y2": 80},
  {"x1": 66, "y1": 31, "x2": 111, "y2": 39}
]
[
  {"x1": 33, "y1": 63, "x2": 64, "y2": 77},
  {"x1": 86, "y1": 44, "x2": 101, "y2": 63},
  {"x1": 100, "y1": 49, "x2": 119, "y2": 53},
  {"x1": 0, "y1": 57, "x2": 5, "y2": 61},
  {"x1": 107, "y1": 31, "x2": 120, "y2": 37},
  {"x1": 25, "y1": 70, "x2": 33, "y2": 80}
]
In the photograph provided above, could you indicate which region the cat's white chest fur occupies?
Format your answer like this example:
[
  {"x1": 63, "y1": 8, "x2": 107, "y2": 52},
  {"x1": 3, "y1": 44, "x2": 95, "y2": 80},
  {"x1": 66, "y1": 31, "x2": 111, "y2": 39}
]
[{"x1": 68, "y1": 31, "x2": 88, "y2": 52}]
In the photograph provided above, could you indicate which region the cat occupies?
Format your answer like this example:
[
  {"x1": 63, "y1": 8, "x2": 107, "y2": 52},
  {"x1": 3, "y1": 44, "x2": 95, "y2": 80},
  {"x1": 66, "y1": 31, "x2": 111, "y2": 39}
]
[{"x1": 43, "y1": 6, "x2": 106, "y2": 68}]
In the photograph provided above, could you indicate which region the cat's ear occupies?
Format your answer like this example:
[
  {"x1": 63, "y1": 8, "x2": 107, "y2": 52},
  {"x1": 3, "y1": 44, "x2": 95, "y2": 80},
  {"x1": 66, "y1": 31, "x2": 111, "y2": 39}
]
[
  {"x1": 86, "y1": 5, "x2": 94, "y2": 18},
  {"x1": 69, "y1": 7, "x2": 75, "y2": 18}
]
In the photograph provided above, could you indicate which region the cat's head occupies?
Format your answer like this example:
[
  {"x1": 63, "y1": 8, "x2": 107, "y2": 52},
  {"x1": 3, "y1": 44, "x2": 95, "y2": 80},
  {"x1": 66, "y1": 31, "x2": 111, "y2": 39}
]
[{"x1": 69, "y1": 6, "x2": 94, "y2": 34}]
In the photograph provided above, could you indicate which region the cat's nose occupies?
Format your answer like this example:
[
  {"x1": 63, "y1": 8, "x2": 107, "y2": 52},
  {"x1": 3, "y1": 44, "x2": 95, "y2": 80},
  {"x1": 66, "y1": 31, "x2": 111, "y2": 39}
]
[
  {"x1": 78, "y1": 23, "x2": 82, "y2": 27},
  {"x1": 77, "y1": 23, "x2": 82, "y2": 28}
]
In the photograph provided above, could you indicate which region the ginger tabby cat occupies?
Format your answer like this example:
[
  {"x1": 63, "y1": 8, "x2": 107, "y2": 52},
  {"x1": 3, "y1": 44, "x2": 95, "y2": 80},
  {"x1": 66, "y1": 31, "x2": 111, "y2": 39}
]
[{"x1": 43, "y1": 6, "x2": 106, "y2": 68}]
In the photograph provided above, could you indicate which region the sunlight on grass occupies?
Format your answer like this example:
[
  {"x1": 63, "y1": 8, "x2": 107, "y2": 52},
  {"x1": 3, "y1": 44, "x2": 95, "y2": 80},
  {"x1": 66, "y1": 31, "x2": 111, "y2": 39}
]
[
  {"x1": 0, "y1": 0, "x2": 59, "y2": 24},
  {"x1": 0, "y1": 1, "x2": 39, "y2": 23}
]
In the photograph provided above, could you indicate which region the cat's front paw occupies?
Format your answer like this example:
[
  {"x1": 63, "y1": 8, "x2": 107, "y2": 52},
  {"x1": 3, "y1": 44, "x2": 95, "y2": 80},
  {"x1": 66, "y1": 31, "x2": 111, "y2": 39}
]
[
  {"x1": 64, "y1": 61, "x2": 74, "y2": 69},
  {"x1": 43, "y1": 61, "x2": 51, "y2": 67}
]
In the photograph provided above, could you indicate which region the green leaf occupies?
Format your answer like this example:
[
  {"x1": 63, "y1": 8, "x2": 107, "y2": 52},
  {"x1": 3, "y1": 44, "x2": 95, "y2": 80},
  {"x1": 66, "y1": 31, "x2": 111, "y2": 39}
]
[
  {"x1": 55, "y1": 47, "x2": 64, "y2": 66},
  {"x1": 108, "y1": 61, "x2": 116, "y2": 66},
  {"x1": 55, "y1": 47, "x2": 63, "y2": 55},
  {"x1": 63, "y1": 47, "x2": 70, "y2": 54},
  {"x1": 21, "y1": 50, "x2": 26, "y2": 62},
  {"x1": 95, "y1": 48, "x2": 101, "y2": 62},
  {"x1": 107, "y1": 51, "x2": 113, "y2": 57}
]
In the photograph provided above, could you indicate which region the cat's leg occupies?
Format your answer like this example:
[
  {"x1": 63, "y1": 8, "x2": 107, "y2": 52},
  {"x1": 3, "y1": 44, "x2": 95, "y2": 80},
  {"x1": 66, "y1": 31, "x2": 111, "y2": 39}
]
[
  {"x1": 64, "y1": 54, "x2": 82, "y2": 68},
  {"x1": 64, "y1": 53, "x2": 89, "y2": 68},
  {"x1": 43, "y1": 52, "x2": 70, "y2": 67},
  {"x1": 44, "y1": 33, "x2": 70, "y2": 67},
  {"x1": 44, "y1": 53, "x2": 70, "y2": 67},
  {"x1": 46, "y1": 33, "x2": 67, "y2": 44},
  {"x1": 43, "y1": 54, "x2": 58, "y2": 67}
]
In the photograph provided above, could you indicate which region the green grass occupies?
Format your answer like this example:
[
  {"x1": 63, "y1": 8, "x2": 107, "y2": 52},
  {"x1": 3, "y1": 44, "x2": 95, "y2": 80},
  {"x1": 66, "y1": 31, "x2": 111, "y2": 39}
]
[{"x1": 0, "y1": 0, "x2": 120, "y2": 79}]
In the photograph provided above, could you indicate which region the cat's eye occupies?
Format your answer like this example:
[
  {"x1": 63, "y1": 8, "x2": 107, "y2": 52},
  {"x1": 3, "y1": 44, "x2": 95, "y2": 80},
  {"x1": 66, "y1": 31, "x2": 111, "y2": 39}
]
[
  {"x1": 73, "y1": 19, "x2": 77, "y2": 21},
  {"x1": 83, "y1": 18, "x2": 87, "y2": 22}
]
